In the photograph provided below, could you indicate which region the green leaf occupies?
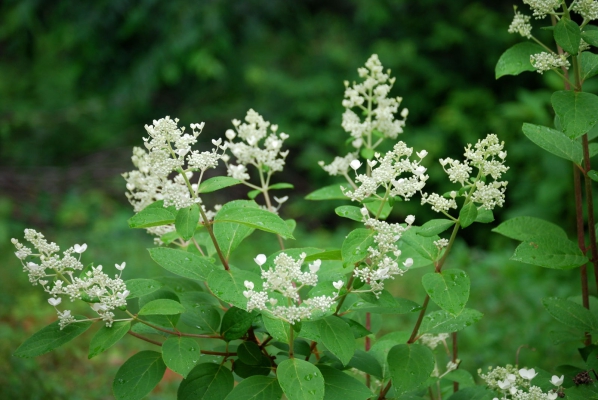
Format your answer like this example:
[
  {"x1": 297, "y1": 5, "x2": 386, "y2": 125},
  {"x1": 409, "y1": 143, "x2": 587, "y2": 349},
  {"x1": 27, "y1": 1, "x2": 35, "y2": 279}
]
[
  {"x1": 14, "y1": 317, "x2": 93, "y2": 358},
  {"x1": 475, "y1": 208, "x2": 494, "y2": 223},
  {"x1": 554, "y1": 18, "x2": 581, "y2": 54},
  {"x1": 138, "y1": 299, "x2": 186, "y2": 315},
  {"x1": 113, "y1": 351, "x2": 166, "y2": 400},
  {"x1": 495, "y1": 42, "x2": 545, "y2": 78},
  {"x1": 582, "y1": 29, "x2": 598, "y2": 47},
  {"x1": 125, "y1": 279, "x2": 164, "y2": 299},
  {"x1": 306, "y1": 184, "x2": 346, "y2": 200},
  {"x1": 417, "y1": 219, "x2": 455, "y2": 237},
  {"x1": 581, "y1": 52, "x2": 598, "y2": 82},
  {"x1": 198, "y1": 176, "x2": 242, "y2": 193},
  {"x1": 180, "y1": 293, "x2": 222, "y2": 335},
  {"x1": 247, "y1": 189, "x2": 261, "y2": 199},
  {"x1": 277, "y1": 358, "x2": 325, "y2": 400},
  {"x1": 543, "y1": 297, "x2": 598, "y2": 331},
  {"x1": 88, "y1": 321, "x2": 131, "y2": 359},
  {"x1": 335, "y1": 205, "x2": 364, "y2": 222},
  {"x1": 223, "y1": 376, "x2": 283, "y2": 400},
  {"x1": 207, "y1": 269, "x2": 262, "y2": 308},
  {"x1": 552, "y1": 91, "x2": 598, "y2": 139},
  {"x1": 128, "y1": 202, "x2": 175, "y2": 229},
  {"x1": 419, "y1": 309, "x2": 483, "y2": 334},
  {"x1": 214, "y1": 200, "x2": 294, "y2": 239},
  {"x1": 590, "y1": 143, "x2": 598, "y2": 158},
  {"x1": 458, "y1": 202, "x2": 478, "y2": 228},
  {"x1": 269, "y1": 182, "x2": 294, "y2": 190},
  {"x1": 521, "y1": 123, "x2": 583, "y2": 164},
  {"x1": 445, "y1": 386, "x2": 495, "y2": 400},
  {"x1": 317, "y1": 316, "x2": 355, "y2": 366},
  {"x1": 178, "y1": 363, "x2": 234, "y2": 400},
  {"x1": 234, "y1": 356, "x2": 272, "y2": 379},
  {"x1": 316, "y1": 365, "x2": 372, "y2": 400},
  {"x1": 347, "y1": 349, "x2": 383, "y2": 378},
  {"x1": 214, "y1": 201, "x2": 257, "y2": 260},
  {"x1": 353, "y1": 291, "x2": 421, "y2": 314},
  {"x1": 442, "y1": 369, "x2": 476, "y2": 388},
  {"x1": 148, "y1": 247, "x2": 216, "y2": 281},
  {"x1": 401, "y1": 230, "x2": 440, "y2": 261},
  {"x1": 161, "y1": 337, "x2": 201, "y2": 378},
  {"x1": 422, "y1": 269, "x2": 470, "y2": 316},
  {"x1": 344, "y1": 318, "x2": 372, "y2": 339},
  {"x1": 492, "y1": 216, "x2": 568, "y2": 241},
  {"x1": 262, "y1": 313, "x2": 291, "y2": 343},
  {"x1": 220, "y1": 307, "x2": 256, "y2": 341},
  {"x1": 304, "y1": 250, "x2": 343, "y2": 262},
  {"x1": 138, "y1": 290, "x2": 181, "y2": 330},
  {"x1": 511, "y1": 235, "x2": 589, "y2": 269},
  {"x1": 237, "y1": 341, "x2": 263, "y2": 366},
  {"x1": 365, "y1": 199, "x2": 393, "y2": 220},
  {"x1": 589, "y1": 170, "x2": 598, "y2": 181},
  {"x1": 341, "y1": 228, "x2": 375, "y2": 264},
  {"x1": 175, "y1": 204, "x2": 200, "y2": 241},
  {"x1": 387, "y1": 344, "x2": 435, "y2": 396}
]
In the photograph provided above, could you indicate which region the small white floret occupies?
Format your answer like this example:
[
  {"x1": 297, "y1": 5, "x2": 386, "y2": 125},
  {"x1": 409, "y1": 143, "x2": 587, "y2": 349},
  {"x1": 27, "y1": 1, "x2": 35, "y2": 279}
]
[
  {"x1": 73, "y1": 244, "x2": 87, "y2": 254},
  {"x1": 518, "y1": 368, "x2": 537, "y2": 380},
  {"x1": 48, "y1": 297, "x2": 62, "y2": 306},
  {"x1": 115, "y1": 262, "x2": 126, "y2": 271},
  {"x1": 254, "y1": 254, "x2": 267, "y2": 267},
  {"x1": 550, "y1": 375, "x2": 564, "y2": 386},
  {"x1": 350, "y1": 160, "x2": 362, "y2": 170},
  {"x1": 333, "y1": 280, "x2": 344, "y2": 290}
]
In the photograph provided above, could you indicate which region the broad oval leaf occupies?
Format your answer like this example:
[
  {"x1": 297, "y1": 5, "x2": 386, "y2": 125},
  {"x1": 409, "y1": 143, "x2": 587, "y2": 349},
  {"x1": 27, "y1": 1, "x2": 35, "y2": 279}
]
[
  {"x1": 125, "y1": 279, "x2": 164, "y2": 299},
  {"x1": 138, "y1": 299, "x2": 186, "y2": 315},
  {"x1": 207, "y1": 269, "x2": 262, "y2": 308},
  {"x1": 459, "y1": 202, "x2": 477, "y2": 228},
  {"x1": 317, "y1": 316, "x2": 355, "y2": 366},
  {"x1": 214, "y1": 200, "x2": 294, "y2": 239},
  {"x1": 422, "y1": 269, "x2": 470, "y2": 316},
  {"x1": 305, "y1": 184, "x2": 346, "y2": 200},
  {"x1": 581, "y1": 52, "x2": 598, "y2": 82},
  {"x1": 552, "y1": 90, "x2": 598, "y2": 139},
  {"x1": 178, "y1": 363, "x2": 234, "y2": 400},
  {"x1": 148, "y1": 247, "x2": 216, "y2": 281},
  {"x1": 198, "y1": 176, "x2": 242, "y2": 193},
  {"x1": 353, "y1": 291, "x2": 421, "y2": 314},
  {"x1": 419, "y1": 308, "x2": 483, "y2": 334},
  {"x1": 316, "y1": 365, "x2": 372, "y2": 400},
  {"x1": 262, "y1": 313, "x2": 291, "y2": 343},
  {"x1": 88, "y1": 321, "x2": 131, "y2": 359},
  {"x1": 492, "y1": 216, "x2": 568, "y2": 241},
  {"x1": 521, "y1": 123, "x2": 583, "y2": 165},
  {"x1": 582, "y1": 29, "x2": 598, "y2": 47},
  {"x1": 387, "y1": 344, "x2": 435, "y2": 396},
  {"x1": 220, "y1": 306, "x2": 256, "y2": 341},
  {"x1": 495, "y1": 42, "x2": 544, "y2": 78},
  {"x1": 401, "y1": 230, "x2": 440, "y2": 261},
  {"x1": 128, "y1": 205, "x2": 175, "y2": 229},
  {"x1": 175, "y1": 204, "x2": 200, "y2": 241},
  {"x1": 335, "y1": 205, "x2": 364, "y2": 222},
  {"x1": 161, "y1": 336, "x2": 201, "y2": 378},
  {"x1": 554, "y1": 18, "x2": 581, "y2": 55},
  {"x1": 511, "y1": 235, "x2": 588, "y2": 269},
  {"x1": 223, "y1": 376, "x2": 283, "y2": 400},
  {"x1": 417, "y1": 219, "x2": 455, "y2": 237},
  {"x1": 277, "y1": 358, "x2": 325, "y2": 400},
  {"x1": 341, "y1": 228, "x2": 375, "y2": 264},
  {"x1": 113, "y1": 350, "x2": 166, "y2": 400},
  {"x1": 542, "y1": 297, "x2": 598, "y2": 332},
  {"x1": 14, "y1": 317, "x2": 93, "y2": 358},
  {"x1": 214, "y1": 200, "x2": 258, "y2": 260},
  {"x1": 237, "y1": 341, "x2": 263, "y2": 366}
]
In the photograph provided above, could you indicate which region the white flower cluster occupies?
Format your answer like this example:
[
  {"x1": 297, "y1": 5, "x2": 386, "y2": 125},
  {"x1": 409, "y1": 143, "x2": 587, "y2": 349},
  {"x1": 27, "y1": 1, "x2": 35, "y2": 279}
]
[
  {"x1": 354, "y1": 209, "x2": 414, "y2": 296},
  {"x1": 318, "y1": 153, "x2": 358, "y2": 177},
  {"x1": 479, "y1": 366, "x2": 563, "y2": 400},
  {"x1": 508, "y1": 11, "x2": 533, "y2": 39},
  {"x1": 423, "y1": 134, "x2": 508, "y2": 213},
  {"x1": 522, "y1": 0, "x2": 561, "y2": 18},
  {"x1": 122, "y1": 116, "x2": 227, "y2": 211},
  {"x1": 243, "y1": 253, "x2": 340, "y2": 324},
  {"x1": 342, "y1": 142, "x2": 428, "y2": 202},
  {"x1": 530, "y1": 52, "x2": 570, "y2": 74},
  {"x1": 572, "y1": 0, "x2": 598, "y2": 20},
  {"x1": 223, "y1": 109, "x2": 289, "y2": 182},
  {"x1": 12, "y1": 230, "x2": 129, "y2": 329},
  {"x1": 419, "y1": 333, "x2": 449, "y2": 349},
  {"x1": 341, "y1": 54, "x2": 408, "y2": 148}
]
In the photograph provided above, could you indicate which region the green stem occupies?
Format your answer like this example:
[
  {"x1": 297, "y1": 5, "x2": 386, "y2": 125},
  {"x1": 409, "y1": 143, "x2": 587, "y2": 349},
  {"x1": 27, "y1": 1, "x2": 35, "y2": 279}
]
[
  {"x1": 407, "y1": 295, "x2": 430, "y2": 344},
  {"x1": 289, "y1": 324, "x2": 295, "y2": 358},
  {"x1": 582, "y1": 134, "x2": 598, "y2": 293},
  {"x1": 334, "y1": 273, "x2": 355, "y2": 315}
]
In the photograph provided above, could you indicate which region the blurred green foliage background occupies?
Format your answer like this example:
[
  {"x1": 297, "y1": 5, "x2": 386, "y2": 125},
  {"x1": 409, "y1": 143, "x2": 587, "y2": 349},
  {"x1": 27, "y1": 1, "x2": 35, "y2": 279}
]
[{"x1": 0, "y1": 0, "x2": 593, "y2": 398}]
